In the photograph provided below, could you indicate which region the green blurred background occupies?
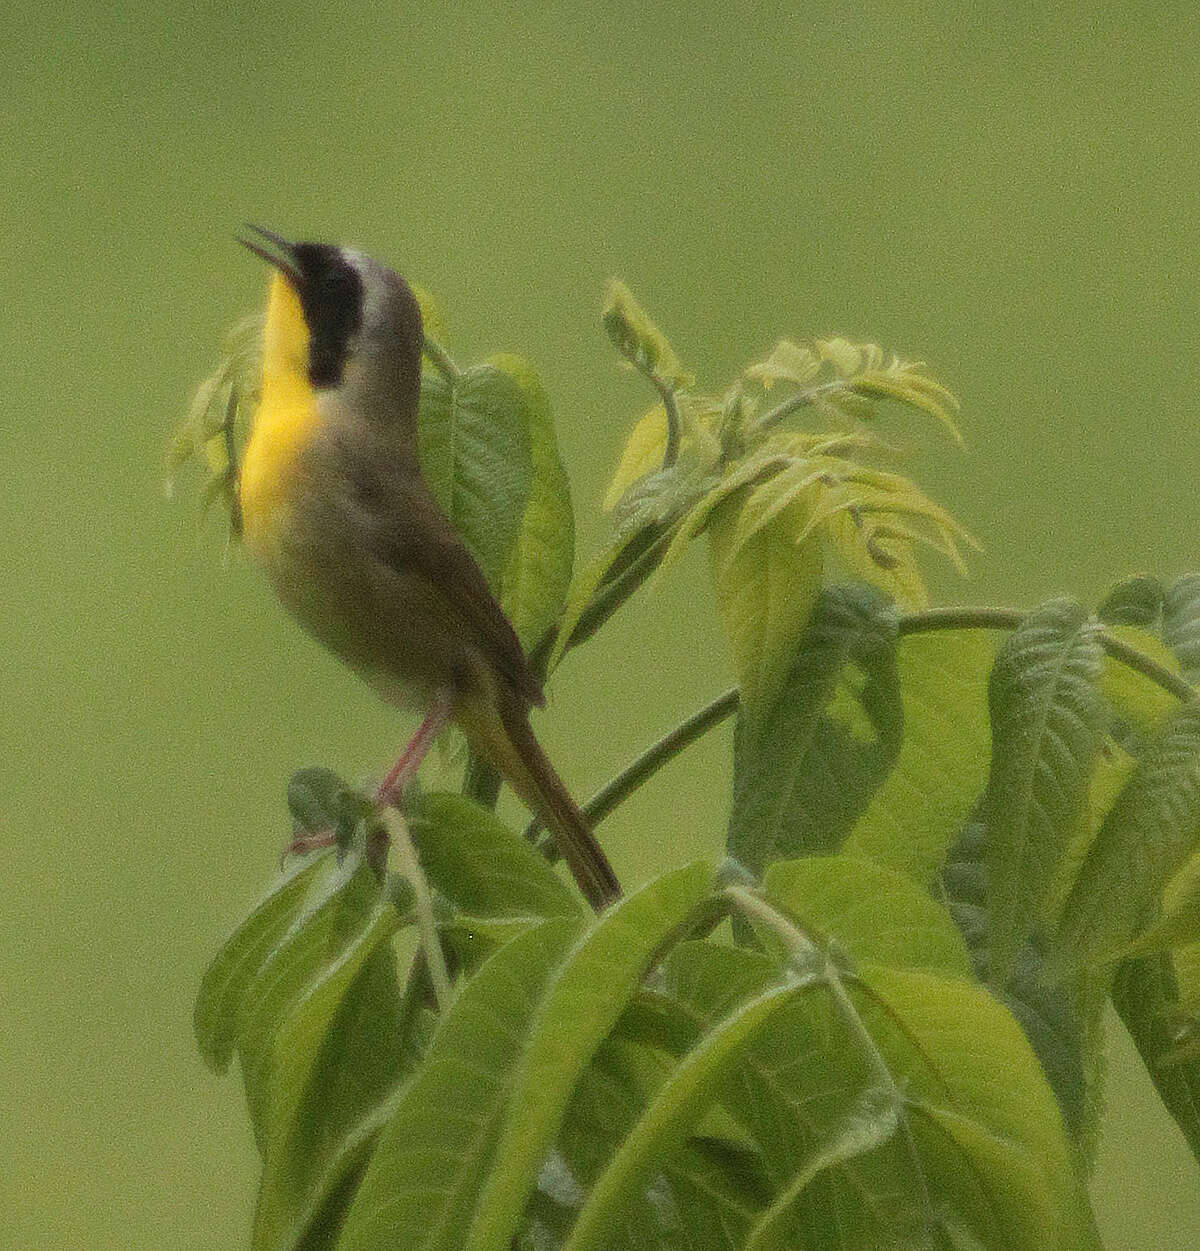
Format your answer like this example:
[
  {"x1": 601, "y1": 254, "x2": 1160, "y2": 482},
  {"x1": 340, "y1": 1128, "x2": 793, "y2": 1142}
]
[{"x1": 3, "y1": 1, "x2": 1199, "y2": 1245}]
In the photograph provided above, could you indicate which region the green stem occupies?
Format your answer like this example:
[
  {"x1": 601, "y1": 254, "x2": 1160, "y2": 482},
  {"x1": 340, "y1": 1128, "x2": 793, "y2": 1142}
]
[
  {"x1": 527, "y1": 602, "x2": 1197, "y2": 845},
  {"x1": 421, "y1": 333, "x2": 459, "y2": 383},
  {"x1": 751, "y1": 379, "x2": 848, "y2": 436},
  {"x1": 524, "y1": 687, "x2": 738, "y2": 841}
]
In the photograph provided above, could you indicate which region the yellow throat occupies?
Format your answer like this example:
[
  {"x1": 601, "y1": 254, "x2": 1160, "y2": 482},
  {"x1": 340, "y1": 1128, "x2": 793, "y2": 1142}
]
[{"x1": 239, "y1": 274, "x2": 322, "y2": 557}]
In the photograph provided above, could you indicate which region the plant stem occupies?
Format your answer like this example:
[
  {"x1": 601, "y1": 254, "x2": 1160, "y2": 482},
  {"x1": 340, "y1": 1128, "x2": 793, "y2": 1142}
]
[
  {"x1": 527, "y1": 601, "x2": 1197, "y2": 842},
  {"x1": 524, "y1": 687, "x2": 739, "y2": 841},
  {"x1": 750, "y1": 379, "x2": 848, "y2": 436},
  {"x1": 384, "y1": 808, "x2": 452, "y2": 1012}
]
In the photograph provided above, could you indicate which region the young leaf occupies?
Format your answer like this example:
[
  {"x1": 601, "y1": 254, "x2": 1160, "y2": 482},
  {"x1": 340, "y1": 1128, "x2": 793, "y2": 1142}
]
[
  {"x1": 417, "y1": 362, "x2": 535, "y2": 593},
  {"x1": 764, "y1": 855, "x2": 972, "y2": 979},
  {"x1": 1098, "y1": 575, "x2": 1165, "y2": 628},
  {"x1": 727, "y1": 585, "x2": 902, "y2": 874},
  {"x1": 1111, "y1": 953, "x2": 1200, "y2": 1165},
  {"x1": 982, "y1": 599, "x2": 1106, "y2": 986},
  {"x1": 252, "y1": 904, "x2": 409, "y2": 1251},
  {"x1": 491, "y1": 354, "x2": 575, "y2": 652},
  {"x1": 194, "y1": 858, "x2": 329, "y2": 1072},
  {"x1": 1055, "y1": 701, "x2": 1200, "y2": 971},
  {"x1": 1163, "y1": 574, "x2": 1200, "y2": 683},
  {"x1": 336, "y1": 917, "x2": 583, "y2": 1251},
  {"x1": 844, "y1": 628, "x2": 995, "y2": 884},
  {"x1": 604, "y1": 404, "x2": 669, "y2": 511},
  {"x1": 406, "y1": 791, "x2": 583, "y2": 919},
  {"x1": 707, "y1": 494, "x2": 824, "y2": 717},
  {"x1": 464, "y1": 862, "x2": 714, "y2": 1251}
]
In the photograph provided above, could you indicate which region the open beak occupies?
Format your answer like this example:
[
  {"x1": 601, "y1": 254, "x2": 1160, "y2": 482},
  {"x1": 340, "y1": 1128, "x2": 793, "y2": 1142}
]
[{"x1": 237, "y1": 224, "x2": 301, "y2": 285}]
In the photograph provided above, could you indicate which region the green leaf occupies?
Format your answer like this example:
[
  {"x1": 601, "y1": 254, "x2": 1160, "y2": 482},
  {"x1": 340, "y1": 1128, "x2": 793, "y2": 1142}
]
[
  {"x1": 764, "y1": 855, "x2": 972, "y2": 978},
  {"x1": 417, "y1": 362, "x2": 534, "y2": 592},
  {"x1": 1112, "y1": 953, "x2": 1200, "y2": 1165},
  {"x1": 406, "y1": 791, "x2": 583, "y2": 919},
  {"x1": 707, "y1": 493, "x2": 824, "y2": 716},
  {"x1": 1055, "y1": 701, "x2": 1200, "y2": 970},
  {"x1": 465, "y1": 862, "x2": 714, "y2": 1251},
  {"x1": 845, "y1": 628, "x2": 995, "y2": 884},
  {"x1": 194, "y1": 858, "x2": 329, "y2": 1072},
  {"x1": 252, "y1": 904, "x2": 409, "y2": 1251},
  {"x1": 563, "y1": 982, "x2": 800, "y2": 1251},
  {"x1": 604, "y1": 404, "x2": 669, "y2": 510},
  {"x1": 938, "y1": 819, "x2": 1088, "y2": 1141},
  {"x1": 861, "y1": 966, "x2": 1099, "y2": 1250},
  {"x1": 1122, "y1": 849, "x2": 1200, "y2": 957},
  {"x1": 337, "y1": 917, "x2": 583, "y2": 1251},
  {"x1": 741, "y1": 1087, "x2": 901, "y2": 1251},
  {"x1": 490, "y1": 354, "x2": 575, "y2": 652},
  {"x1": 727, "y1": 585, "x2": 902, "y2": 875},
  {"x1": 236, "y1": 862, "x2": 384, "y2": 1152},
  {"x1": 1163, "y1": 574, "x2": 1200, "y2": 683},
  {"x1": 981, "y1": 599, "x2": 1106, "y2": 985}
]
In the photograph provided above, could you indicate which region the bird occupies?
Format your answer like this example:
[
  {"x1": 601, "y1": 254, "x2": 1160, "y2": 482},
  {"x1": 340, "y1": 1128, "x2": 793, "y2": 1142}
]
[{"x1": 234, "y1": 226, "x2": 620, "y2": 910}]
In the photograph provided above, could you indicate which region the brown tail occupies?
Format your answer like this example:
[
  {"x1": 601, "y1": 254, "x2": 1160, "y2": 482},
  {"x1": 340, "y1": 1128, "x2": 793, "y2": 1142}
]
[{"x1": 460, "y1": 696, "x2": 621, "y2": 910}]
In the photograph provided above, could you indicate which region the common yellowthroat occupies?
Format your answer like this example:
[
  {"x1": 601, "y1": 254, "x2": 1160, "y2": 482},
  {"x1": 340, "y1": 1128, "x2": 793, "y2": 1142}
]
[{"x1": 235, "y1": 227, "x2": 620, "y2": 909}]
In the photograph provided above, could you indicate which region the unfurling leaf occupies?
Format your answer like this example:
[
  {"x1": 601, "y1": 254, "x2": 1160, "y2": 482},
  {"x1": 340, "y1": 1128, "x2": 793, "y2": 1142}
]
[{"x1": 602, "y1": 280, "x2": 693, "y2": 390}]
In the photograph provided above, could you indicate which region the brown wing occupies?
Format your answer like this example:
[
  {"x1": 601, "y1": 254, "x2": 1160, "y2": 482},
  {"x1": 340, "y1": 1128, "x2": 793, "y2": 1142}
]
[{"x1": 355, "y1": 463, "x2": 545, "y2": 709}]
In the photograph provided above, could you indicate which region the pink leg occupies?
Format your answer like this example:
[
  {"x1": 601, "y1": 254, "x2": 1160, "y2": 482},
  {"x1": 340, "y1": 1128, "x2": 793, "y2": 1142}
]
[
  {"x1": 282, "y1": 693, "x2": 456, "y2": 863},
  {"x1": 375, "y1": 691, "x2": 455, "y2": 806}
]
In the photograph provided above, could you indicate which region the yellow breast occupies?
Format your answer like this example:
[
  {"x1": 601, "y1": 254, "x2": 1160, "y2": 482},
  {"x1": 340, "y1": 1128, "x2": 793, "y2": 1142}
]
[{"x1": 240, "y1": 275, "x2": 322, "y2": 559}]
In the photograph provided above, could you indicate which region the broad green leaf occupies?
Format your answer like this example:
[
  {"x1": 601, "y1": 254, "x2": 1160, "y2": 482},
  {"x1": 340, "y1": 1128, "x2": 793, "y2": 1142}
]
[
  {"x1": 764, "y1": 855, "x2": 972, "y2": 978},
  {"x1": 1055, "y1": 701, "x2": 1200, "y2": 971},
  {"x1": 563, "y1": 982, "x2": 801, "y2": 1251},
  {"x1": 602, "y1": 280, "x2": 693, "y2": 389},
  {"x1": 491, "y1": 354, "x2": 575, "y2": 651},
  {"x1": 417, "y1": 362, "x2": 534, "y2": 592},
  {"x1": 727, "y1": 585, "x2": 902, "y2": 874},
  {"x1": 194, "y1": 858, "x2": 329, "y2": 1072},
  {"x1": 938, "y1": 819, "x2": 1087, "y2": 1141},
  {"x1": 406, "y1": 791, "x2": 582, "y2": 919},
  {"x1": 1163, "y1": 574, "x2": 1200, "y2": 683},
  {"x1": 464, "y1": 862, "x2": 714, "y2": 1251},
  {"x1": 845, "y1": 628, "x2": 995, "y2": 884},
  {"x1": 604, "y1": 404, "x2": 668, "y2": 510},
  {"x1": 982, "y1": 599, "x2": 1106, "y2": 986},
  {"x1": 235, "y1": 862, "x2": 385, "y2": 1153},
  {"x1": 253, "y1": 905, "x2": 409, "y2": 1251},
  {"x1": 1112, "y1": 953, "x2": 1200, "y2": 1166},
  {"x1": 861, "y1": 966, "x2": 1099, "y2": 1250},
  {"x1": 707, "y1": 494, "x2": 824, "y2": 716},
  {"x1": 337, "y1": 918, "x2": 582, "y2": 1251}
]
